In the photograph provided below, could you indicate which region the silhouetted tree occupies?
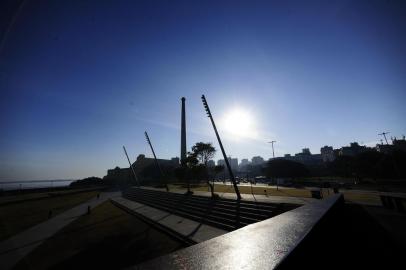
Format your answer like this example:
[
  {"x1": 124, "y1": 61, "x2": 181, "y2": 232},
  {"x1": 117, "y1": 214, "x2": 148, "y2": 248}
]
[
  {"x1": 192, "y1": 142, "x2": 216, "y2": 165},
  {"x1": 213, "y1": 165, "x2": 225, "y2": 178},
  {"x1": 190, "y1": 142, "x2": 217, "y2": 196},
  {"x1": 329, "y1": 156, "x2": 355, "y2": 178},
  {"x1": 70, "y1": 176, "x2": 103, "y2": 187},
  {"x1": 353, "y1": 151, "x2": 384, "y2": 180}
]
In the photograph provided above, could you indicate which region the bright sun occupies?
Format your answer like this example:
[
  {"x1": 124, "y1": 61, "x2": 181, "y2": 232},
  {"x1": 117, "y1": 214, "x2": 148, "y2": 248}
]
[{"x1": 222, "y1": 108, "x2": 256, "y2": 139}]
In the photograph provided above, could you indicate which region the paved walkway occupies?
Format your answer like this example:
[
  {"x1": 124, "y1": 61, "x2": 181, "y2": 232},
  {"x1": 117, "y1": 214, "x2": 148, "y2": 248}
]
[{"x1": 0, "y1": 191, "x2": 120, "y2": 270}]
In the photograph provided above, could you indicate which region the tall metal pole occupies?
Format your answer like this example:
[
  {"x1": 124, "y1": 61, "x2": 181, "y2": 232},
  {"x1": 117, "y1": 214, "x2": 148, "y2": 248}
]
[
  {"x1": 268, "y1": 140, "x2": 277, "y2": 190},
  {"x1": 145, "y1": 131, "x2": 168, "y2": 191},
  {"x1": 201, "y1": 95, "x2": 241, "y2": 200},
  {"x1": 268, "y1": 141, "x2": 276, "y2": 158},
  {"x1": 181, "y1": 97, "x2": 187, "y2": 165},
  {"x1": 123, "y1": 146, "x2": 140, "y2": 186}
]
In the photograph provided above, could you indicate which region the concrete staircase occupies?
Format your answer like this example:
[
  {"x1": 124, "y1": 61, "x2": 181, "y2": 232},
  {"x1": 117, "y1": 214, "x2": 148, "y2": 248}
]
[{"x1": 122, "y1": 187, "x2": 297, "y2": 231}]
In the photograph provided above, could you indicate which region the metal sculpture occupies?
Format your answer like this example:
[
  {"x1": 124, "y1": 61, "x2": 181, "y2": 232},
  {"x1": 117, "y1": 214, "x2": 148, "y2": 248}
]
[
  {"x1": 145, "y1": 131, "x2": 169, "y2": 191},
  {"x1": 201, "y1": 94, "x2": 241, "y2": 200},
  {"x1": 123, "y1": 145, "x2": 140, "y2": 186}
]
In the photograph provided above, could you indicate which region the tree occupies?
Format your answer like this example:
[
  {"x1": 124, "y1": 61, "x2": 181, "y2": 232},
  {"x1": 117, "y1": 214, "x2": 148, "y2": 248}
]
[
  {"x1": 329, "y1": 156, "x2": 355, "y2": 178},
  {"x1": 213, "y1": 165, "x2": 225, "y2": 178},
  {"x1": 181, "y1": 153, "x2": 199, "y2": 194},
  {"x1": 191, "y1": 142, "x2": 217, "y2": 196},
  {"x1": 266, "y1": 159, "x2": 309, "y2": 179},
  {"x1": 210, "y1": 165, "x2": 225, "y2": 193},
  {"x1": 191, "y1": 142, "x2": 216, "y2": 165},
  {"x1": 353, "y1": 151, "x2": 384, "y2": 180}
]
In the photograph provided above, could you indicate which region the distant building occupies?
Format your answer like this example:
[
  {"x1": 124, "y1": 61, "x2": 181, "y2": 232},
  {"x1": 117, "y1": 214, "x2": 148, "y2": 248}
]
[
  {"x1": 132, "y1": 154, "x2": 179, "y2": 172},
  {"x1": 228, "y1": 157, "x2": 238, "y2": 171},
  {"x1": 320, "y1": 146, "x2": 335, "y2": 162},
  {"x1": 282, "y1": 148, "x2": 322, "y2": 166},
  {"x1": 393, "y1": 137, "x2": 406, "y2": 152},
  {"x1": 251, "y1": 156, "x2": 265, "y2": 165},
  {"x1": 105, "y1": 154, "x2": 180, "y2": 184},
  {"x1": 106, "y1": 166, "x2": 131, "y2": 182},
  {"x1": 339, "y1": 142, "x2": 368, "y2": 156},
  {"x1": 376, "y1": 136, "x2": 406, "y2": 154},
  {"x1": 238, "y1": 158, "x2": 250, "y2": 171},
  {"x1": 240, "y1": 159, "x2": 249, "y2": 166},
  {"x1": 293, "y1": 148, "x2": 322, "y2": 166},
  {"x1": 207, "y1": 160, "x2": 215, "y2": 167},
  {"x1": 216, "y1": 158, "x2": 238, "y2": 171},
  {"x1": 171, "y1": 157, "x2": 180, "y2": 164}
]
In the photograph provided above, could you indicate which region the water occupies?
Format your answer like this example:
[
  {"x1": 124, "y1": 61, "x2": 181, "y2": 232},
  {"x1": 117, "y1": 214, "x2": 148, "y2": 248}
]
[{"x1": 0, "y1": 180, "x2": 75, "y2": 191}]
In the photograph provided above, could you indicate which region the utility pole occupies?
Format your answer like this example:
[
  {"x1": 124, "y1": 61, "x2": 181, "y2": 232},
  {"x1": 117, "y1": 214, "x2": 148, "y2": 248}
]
[
  {"x1": 123, "y1": 146, "x2": 140, "y2": 186},
  {"x1": 201, "y1": 95, "x2": 241, "y2": 200},
  {"x1": 145, "y1": 131, "x2": 168, "y2": 191},
  {"x1": 268, "y1": 140, "x2": 276, "y2": 158},
  {"x1": 378, "y1": 132, "x2": 390, "y2": 145}
]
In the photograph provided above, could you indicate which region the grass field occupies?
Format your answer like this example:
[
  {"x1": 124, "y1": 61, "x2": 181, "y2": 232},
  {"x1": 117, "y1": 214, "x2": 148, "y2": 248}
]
[
  {"x1": 0, "y1": 187, "x2": 105, "y2": 205},
  {"x1": 0, "y1": 191, "x2": 98, "y2": 241},
  {"x1": 14, "y1": 201, "x2": 186, "y2": 270},
  {"x1": 194, "y1": 183, "x2": 312, "y2": 197}
]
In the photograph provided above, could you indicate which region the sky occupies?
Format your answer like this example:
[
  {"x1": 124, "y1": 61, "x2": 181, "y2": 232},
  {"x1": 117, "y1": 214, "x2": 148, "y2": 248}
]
[{"x1": 0, "y1": 0, "x2": 405, "y2": 181}]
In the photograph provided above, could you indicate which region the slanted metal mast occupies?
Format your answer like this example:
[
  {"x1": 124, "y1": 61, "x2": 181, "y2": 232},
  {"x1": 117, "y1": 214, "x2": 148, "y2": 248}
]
[
  {"x1": 201, "y1": 94, "x2": 241, "y2": 200},
  {"x1": 123, "y1": 145, "x2": 140, "y2": 186},
  {"x1": 144, "y1": 131, "x2": 169, "y2": 191}
]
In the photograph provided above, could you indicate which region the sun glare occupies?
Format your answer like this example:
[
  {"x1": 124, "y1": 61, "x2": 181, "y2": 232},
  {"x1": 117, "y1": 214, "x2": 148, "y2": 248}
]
[{"x1": 222, "y1": 108, "x2": 256, "y2": 139}]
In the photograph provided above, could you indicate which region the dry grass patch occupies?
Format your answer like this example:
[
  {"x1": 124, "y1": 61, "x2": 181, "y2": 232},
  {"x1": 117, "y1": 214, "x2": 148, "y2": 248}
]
[{"x1": 0, "y1": 191, "x2": 98, "y2": 241}]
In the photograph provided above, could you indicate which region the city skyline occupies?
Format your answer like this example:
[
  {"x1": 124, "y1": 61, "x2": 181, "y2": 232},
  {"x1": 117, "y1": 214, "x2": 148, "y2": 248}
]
[
  {"x1": 124, "y1": 137, "x2": 406, "y2": 169},
  {"x1": 1, "y1": 1, "x2": 405, "y2": 181}
]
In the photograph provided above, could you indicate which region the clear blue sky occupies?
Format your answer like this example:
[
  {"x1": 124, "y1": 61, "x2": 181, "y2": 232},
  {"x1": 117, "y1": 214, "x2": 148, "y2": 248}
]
[{"x1": 1, "y1": 0, "x2": 405, "y2": 180}]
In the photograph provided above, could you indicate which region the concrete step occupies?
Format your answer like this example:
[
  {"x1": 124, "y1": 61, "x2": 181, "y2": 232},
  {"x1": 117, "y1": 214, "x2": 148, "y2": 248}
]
[
  {"x1": 123, "y1": 188, "x2": 288, "y2": 231},
  {"x1": 125, "y1": 193, "x2": 260, "y2": 225},
  {"x1": 125, "y1": 192, "x2": 272, "y2": 220},
  {"x1": 129, "y1": 188, "x2": 278, "y2": 210}
]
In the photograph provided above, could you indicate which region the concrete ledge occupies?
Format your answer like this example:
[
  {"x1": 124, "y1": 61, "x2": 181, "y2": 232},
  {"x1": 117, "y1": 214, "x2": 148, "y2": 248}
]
[{"x1": 133, "y1": 194, "x2": 344, "y2": 270}]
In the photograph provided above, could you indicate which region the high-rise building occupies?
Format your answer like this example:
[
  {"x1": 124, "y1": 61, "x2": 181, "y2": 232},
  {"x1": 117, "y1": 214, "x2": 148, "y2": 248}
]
[
  {"x1": 228, "y1": 157, "x2": 238, "y2": 171},
  {"x1": 251, "y1": 156, "x2": 264, "y2": 165},
  {"x1": 239, "y1": 158, "x2": 250, "y2": 171},
  {"x1": 217, "y1": 159, "x2": 225, "y2": 167},
  {"x1": 339, "y1": 142, "x2": 368, "y2": 156},
  {"x1": 240, "y1": 159, "x2": 249, "y2": 166},
  {"x1": 207, "y1": 160, "x2": 215, "y2": 167},
  {"x1": 320, "y1": 146, "x2": 335, "y2": 162}
]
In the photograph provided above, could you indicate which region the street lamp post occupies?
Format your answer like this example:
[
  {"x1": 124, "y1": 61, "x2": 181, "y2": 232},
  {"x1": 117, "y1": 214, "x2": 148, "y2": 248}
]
[
  {"x1": 268, "y1": 140, "x2": 277, "y2": 190},
  {"x1": 268, "y1": 141, "x2": 276, "y2": 158}
]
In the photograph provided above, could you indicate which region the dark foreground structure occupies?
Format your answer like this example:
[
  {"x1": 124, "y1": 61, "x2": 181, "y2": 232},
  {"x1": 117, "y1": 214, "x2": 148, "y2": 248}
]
[{"x1": 130, "y1": 193, "x2": 403, "y2": 269}]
